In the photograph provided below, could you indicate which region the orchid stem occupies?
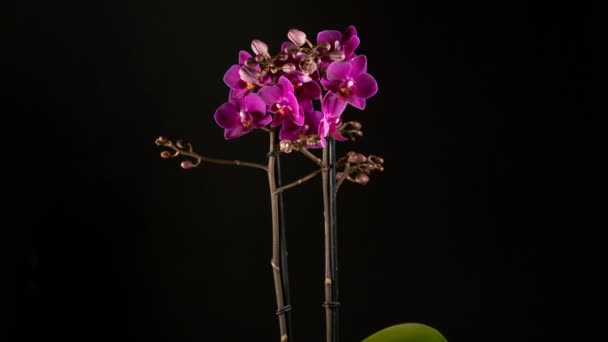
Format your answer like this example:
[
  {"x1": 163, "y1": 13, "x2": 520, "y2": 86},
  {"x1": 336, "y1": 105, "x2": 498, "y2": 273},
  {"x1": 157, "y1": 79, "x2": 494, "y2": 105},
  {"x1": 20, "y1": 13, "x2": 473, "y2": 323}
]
[
  {"x1": 155, "y1": 137, "x2": 268, "y2": 171},
  {"x1": 335, "y1": 162, "x2": 350, "y2": 191},
  {"x1": 202, "y1": 156, "x2": 268, "y2": 171},
  {"x1": 298, "y1": 148, "x2": 322, "y2": 166},
  {"x1": 273, "y1": 169, "x2": 323, "y2": 195},
  {"x1": 275, "y1": 151, "x2": 294, "y2": 342},
  {"x1": 328, "y1": 138, "x2": 339, "y2": 342},
  {"x1": 268, "y1": 130, "x2": 289, "y2": 342},
  {"x1": 322, "y1": 137, "x2": 339, "y2": 342}
]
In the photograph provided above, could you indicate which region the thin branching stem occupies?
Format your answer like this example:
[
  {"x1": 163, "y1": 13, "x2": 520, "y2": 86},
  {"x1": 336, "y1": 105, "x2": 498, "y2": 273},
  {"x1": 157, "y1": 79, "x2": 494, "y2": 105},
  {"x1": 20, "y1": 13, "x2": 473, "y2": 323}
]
[
  {"x1": 273, "y1": 169, "x2": 323, "y2": 195},
  {"x1": 155, "y1": 137, "x2": 267, "y2": 171}
]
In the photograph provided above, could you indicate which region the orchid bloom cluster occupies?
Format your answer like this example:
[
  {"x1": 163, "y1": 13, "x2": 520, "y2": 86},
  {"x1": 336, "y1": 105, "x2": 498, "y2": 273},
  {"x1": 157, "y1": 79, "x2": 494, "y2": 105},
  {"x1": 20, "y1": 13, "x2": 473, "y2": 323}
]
[{"x1": 214, "y1": 26, "x2": 378, "y2": 148}]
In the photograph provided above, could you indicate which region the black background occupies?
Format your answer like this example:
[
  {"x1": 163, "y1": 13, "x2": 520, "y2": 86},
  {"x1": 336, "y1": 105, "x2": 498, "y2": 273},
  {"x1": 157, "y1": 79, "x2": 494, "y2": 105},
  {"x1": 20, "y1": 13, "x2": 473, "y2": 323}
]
[{"x1": 4, "y1": 1, "x2": 596, "y2": 341}]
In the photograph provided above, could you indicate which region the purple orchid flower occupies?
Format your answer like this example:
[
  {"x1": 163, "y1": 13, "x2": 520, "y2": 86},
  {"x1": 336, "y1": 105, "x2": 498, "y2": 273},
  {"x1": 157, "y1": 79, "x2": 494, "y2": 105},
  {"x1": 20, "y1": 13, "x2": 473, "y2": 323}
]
[
  {"x1": 223, "y1": 51, "x2": 257, "y2": 98},
  {"x1": 214, "y1": 93, "x2": 271, "y2": 139},
  {"x1": 317, "y1": 25, "x2": 360, "y2": 61},
  {"x1": 321, "y1": 92, "x2": 348, "y2": 141},
  {"x1": 282, "y1": 100, "x2": 329, "y2": 146},
  {"x1": 258, "y1": 76, "x2": 304, "y2": 128},
  {"x1": 321, "y1": 55, "x2": 378, "y2": 110}
]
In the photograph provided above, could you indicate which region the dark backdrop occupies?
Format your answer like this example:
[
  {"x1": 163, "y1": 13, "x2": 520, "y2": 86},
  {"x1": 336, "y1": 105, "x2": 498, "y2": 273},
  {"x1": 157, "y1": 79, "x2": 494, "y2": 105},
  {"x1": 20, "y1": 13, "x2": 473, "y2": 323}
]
[{"x1": 4, "y1": 1, "x2": 595, "y2": 341}]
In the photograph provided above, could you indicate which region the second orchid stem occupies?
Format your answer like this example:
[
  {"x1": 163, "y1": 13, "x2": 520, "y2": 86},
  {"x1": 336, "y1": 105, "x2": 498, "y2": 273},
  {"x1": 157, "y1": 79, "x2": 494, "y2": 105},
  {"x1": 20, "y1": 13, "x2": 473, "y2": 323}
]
[
  {"x1": 322, "y1": 138, "x2": 339, "y2": 342},
  {"x1": 268, "y1": 130, "x2": 289, "y2": 342}
]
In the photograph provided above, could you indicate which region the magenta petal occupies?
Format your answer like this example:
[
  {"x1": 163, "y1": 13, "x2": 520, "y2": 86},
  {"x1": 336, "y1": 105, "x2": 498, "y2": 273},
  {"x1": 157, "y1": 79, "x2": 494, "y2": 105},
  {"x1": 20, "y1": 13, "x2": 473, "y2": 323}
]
[
  {"x1": 223, "y1": 65, "x2": 242, "y2": 89},
  {"x1": 330, "y1": 129, "x2": 348, "y2": 141},
  {"x1": 343, "y1": 35, "x2": 360, "y2": 59},
  {"x1": 317, "y1": 30, "x2": 342, "y2": 44},
  {"x1": 279, "y1": 119, "x2": 301, "y2": 141},
  {"x1": 255, "y1": 112, "x2": 272, "y2": 127},
  {"x1": 344, "y1": 26, "x2": 357, "y2": 40},
  {"x1": 278, "y1": 76, "x2": 295, "y2": 94},
  {"x1": 230, "y1": 87, "x2": 249, "y2": 98},
  {"x1": 322, "y1": 92, "x2": 347, "y2": 118},
  {"x1": 350, "y1": 55, "x2": 367, "y2": 76},
  {"x1": 326, "y1": 61, "x2": 352, "y2": 81},
  {"x1": 355, "y1": 73, "x2": 378, "y2": 99},
  {"x1": 271, "y1": 113, "x2": 285, "y2": 127},
  {"x1": 225, "y1": 126, "x2": 248, "y2": 140},
  {"x1": 321, "y1": 78, "x2": 340, "y2": 93},
  {"x1": 299, "y1": 99, "x2": 313, "y2": 114},
  {"x1": 280, "y1": 41, "x2": 293, "y2": 52},
  {"x1": 288, "y1": 99, "x2": 304, "y2": 126},
  {"x1": 319, "y1": 118, "x2": 329, "y2": 137},
  {"x1": 305, "y1": 110, "x2": 324, "y2": 132},
  {"x1": 242, "y1": 93, "x2": 266, "y2": 115},
  {"x1": 238, "y1": 50, "x2": 252, "y2": 65},
  {"x1": 348, "y1": 96, "x2": 366, "y2": 110},
  {"x1": 257, "y1": 86, "x2": 282, "y2": 106},
  {"x1": 298, "y1": 81, "x2": 322, "y2": 100},
  {"x1": 214, "y1": 102, "x2": 238, "y2": 129}
]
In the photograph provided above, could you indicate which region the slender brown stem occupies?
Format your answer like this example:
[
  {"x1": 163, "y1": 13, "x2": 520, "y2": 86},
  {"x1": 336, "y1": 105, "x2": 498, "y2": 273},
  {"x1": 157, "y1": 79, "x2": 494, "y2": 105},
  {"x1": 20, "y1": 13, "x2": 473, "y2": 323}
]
[
  {"x1": 298, "y1": 148, "x2": 322, "y2": 166},
  {"x1": 321, "y1": 146, "x2": 333, "y2": 342},
  {"x1": 156, "y1": 137, "x2": 267, "y2": 171},
  {"x1": 273, "y1": 169, "x2": 323, "y2": 195},
  {"x1": 201, "y1": 156, "x2": 268, "y2": 171},
  {"x1": 336, "y1": 162, "x2": 351, "y2": 191},
  {"x1": 268, "y1": 130, "x2": 288, "y2": 342}
]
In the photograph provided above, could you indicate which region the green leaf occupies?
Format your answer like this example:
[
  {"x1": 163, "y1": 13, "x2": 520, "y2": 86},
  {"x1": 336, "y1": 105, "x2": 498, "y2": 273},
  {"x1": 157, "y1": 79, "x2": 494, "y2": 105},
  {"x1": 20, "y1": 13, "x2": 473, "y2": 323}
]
[{"x1": 362, "y1": 323, "x2": 447, "y2": 342}]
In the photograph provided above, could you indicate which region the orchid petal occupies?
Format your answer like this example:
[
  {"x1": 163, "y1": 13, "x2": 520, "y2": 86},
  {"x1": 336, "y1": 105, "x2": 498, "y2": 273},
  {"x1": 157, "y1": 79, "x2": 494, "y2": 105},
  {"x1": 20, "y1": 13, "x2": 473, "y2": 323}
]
[
  {"x1": 355, "y1": 73, "x2": 378, "y2": 99},
  {"x1": 350, "y1": 55, "x2": 368, "y2": 76},
  {"x1": 238, "y1": 50, "x2": 252, "y2": 65},
  {"x1": 326, "y1": 61, "x2": 352, "y2": 81},
  {"x1": 242, "y1": 93, "x2": 266, "y2": 116},
  {"x1": 348, "y1": 96, "x2": 366, "y2": 110},
  {"x1": 223, "y1": 65, "x2": 242, "y2": 89},
  {"x1": 214, "y1": 102, "x2": 238, "y2": 129},
  {"x1": 257, "y1": 86, "x2": 282, "y2": 106},
  {"x1": 317, "y1": 30, "x2": 342, "y2": 45}
]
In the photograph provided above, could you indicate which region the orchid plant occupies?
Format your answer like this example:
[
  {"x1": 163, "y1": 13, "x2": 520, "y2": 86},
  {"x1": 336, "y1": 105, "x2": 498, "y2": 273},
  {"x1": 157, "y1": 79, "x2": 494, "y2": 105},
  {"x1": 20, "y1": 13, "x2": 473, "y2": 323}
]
[{"x1": 155, "y1": 26, "x2": 446, "y2": 342}]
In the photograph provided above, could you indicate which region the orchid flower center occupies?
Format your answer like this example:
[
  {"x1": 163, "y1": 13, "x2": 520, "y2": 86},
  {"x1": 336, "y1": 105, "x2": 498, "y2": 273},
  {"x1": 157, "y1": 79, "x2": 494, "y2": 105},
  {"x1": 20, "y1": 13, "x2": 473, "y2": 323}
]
[
  {"x1": 239, "y1": 111, "x2": 252, "y2": 127},
  {"x1": 273, "y1": 101, "x2": 292, "y2": 116},
  {"x1": 298, "y1": 124, "x2": 310, "y2": 139},
  {"x1": 340, "y1": 80, "x2": 354, "y2": 95},
  {"x1": 246, "y1": 83, "x2": 255, "y2": 90}
]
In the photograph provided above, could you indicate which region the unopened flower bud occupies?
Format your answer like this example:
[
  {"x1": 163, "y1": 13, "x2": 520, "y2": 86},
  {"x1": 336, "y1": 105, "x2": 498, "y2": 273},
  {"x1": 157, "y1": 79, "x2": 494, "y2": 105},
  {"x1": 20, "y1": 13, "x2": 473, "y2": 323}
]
[
  {"x1": 239, "y1": 66, "x2": 258, "y2": 84},
  {"x1": 277, "y1": 52, "x2": 289, "y2": 61},
  {"x1": 279, "y1": 140, "x2": 293, "y2": 153},
  {"x1": 251, "y1": 39, "x2": 269, "y2": 56},
  {"x1": 370, "y1": 156, "x2": 384, "y2": 164},
  {"x1": 300, "y1": 59, "x2": 317, "y2": 75},
  {"x1": 282, "y1": 63, "x2": 296, "y2": 73},
  {"x1": 245, "y1": 57, "x2": 259, "y2": 68},
  {"x1": 176, "y1": 140, "x2": 185, "y2": 149},
  {"x1": 316, "y1": 41, "x2": 331, "y2": 51},
  {"x1": 156, "y1": 136, "x2": 167, "y2": 144},
  {"x1": 180, "y1": 160, "x2": 195, "y2": 169},
  {"x1": 349, "y1": 121, "x2": 362, "y2": 130},
  {"x1": 160, "y1": 151, "x2": 172, "y2": 159},
  {"x1": 347, "y1": 153, "x2": 366, "y2": 163},
  {"x1": 285, "y1": 44, "x2": 301, "y2": 55},
  {"x1": 288, "y1": 29, "x2": 307, "y2": 47},
  {"x1": 356, "y1": 173, "x2": 370, "y2": 185},
  {"x1": 329, "y1": 50, "x2": 345, "y2": 61}
]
